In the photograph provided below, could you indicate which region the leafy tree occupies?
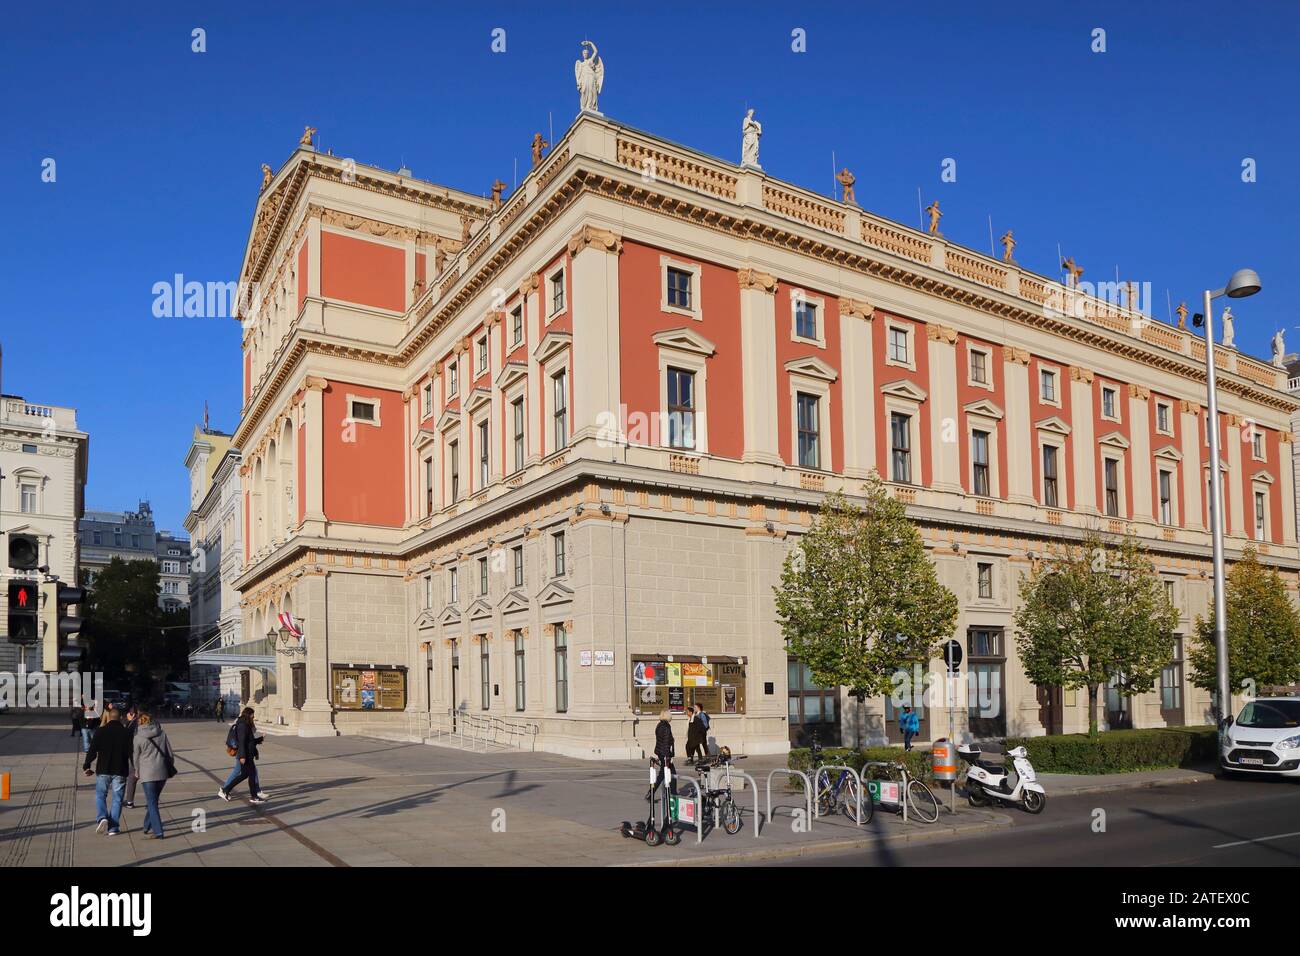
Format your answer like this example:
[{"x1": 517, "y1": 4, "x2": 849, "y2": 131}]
[
  {"x1": 1189, "y1": 547, "x2": 1300, "y2": 701},
  {"x1": 81, "y1": 557, "x2": 191, "y2": 698},
  {"x1": 775, "y1": 479, "x2": 958, "y2": 703},
  {"x1": 1015, "y1": 531, "x2": 1177, "y2": 738}
]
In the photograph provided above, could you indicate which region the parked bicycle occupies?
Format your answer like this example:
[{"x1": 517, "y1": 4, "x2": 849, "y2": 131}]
[
  {"x1": 863, "y1": 760, "x2": 940, "y2": 823},
  {"x1": 809, "y1": 736, "x2": 872, "y2": 824},
  {"x1": 693, "y1": 747, "x2": 746, "y2": 835}
]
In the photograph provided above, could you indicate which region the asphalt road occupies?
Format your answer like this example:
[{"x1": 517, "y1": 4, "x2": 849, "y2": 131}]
[{"x1": 753, "y1": 775, "x2": 1300, "y2": 866}]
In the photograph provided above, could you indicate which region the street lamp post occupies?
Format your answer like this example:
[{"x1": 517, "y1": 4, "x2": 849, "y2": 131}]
[{"x1": 1200, "y1": 268, "x2": 1261, "y2": 725}]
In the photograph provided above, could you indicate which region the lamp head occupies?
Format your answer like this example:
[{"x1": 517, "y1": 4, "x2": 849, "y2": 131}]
[{"x1": 1225, "y1": 269, "x2": 1261, "y2": 299}]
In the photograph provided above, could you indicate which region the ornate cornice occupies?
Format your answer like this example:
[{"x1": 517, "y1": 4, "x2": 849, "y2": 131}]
[
  {"x1": 737, "y1": 268, "x2": 777, "y2": 294},
  {"x1": 565, "y1": 225, "x2": 623, "y2": 257}
]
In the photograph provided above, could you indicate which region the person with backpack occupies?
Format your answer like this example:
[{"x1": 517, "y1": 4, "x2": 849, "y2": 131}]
[
  {"x1": 695, "y1": 703, "x2": 712, "y2": 756},
  {"x1": 132, "y1": 709, "x2": 177, "y2": 839},
  {"x1": 900, "y1": 704, "x2": 921, "y2": 752},
  {"x1": 684, "y1": 704, "x2": 706, "y2": 761},
  {"x1": 217, "y1": 707, "x2": 269, "y2": 804},
  {"x1": 82, "y1": 705, "x2": 131, "y2": 835}
]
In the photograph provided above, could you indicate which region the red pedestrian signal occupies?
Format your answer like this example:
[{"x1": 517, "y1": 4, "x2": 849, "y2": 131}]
[
  {"x1": 16, "y1": 587, "x2": 29, "y2": 608},
  {"x1": 7, "y1": 580, "x2": 39, "y2": 645}
]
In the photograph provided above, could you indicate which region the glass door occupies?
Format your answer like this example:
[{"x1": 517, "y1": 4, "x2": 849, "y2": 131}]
[{"x1": 787, "y1": 657, "x2": 839, "y2": 746}]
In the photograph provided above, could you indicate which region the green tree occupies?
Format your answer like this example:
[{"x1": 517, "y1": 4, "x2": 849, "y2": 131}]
[
  {"x1": 1015, "y1": 531, "x2": 1177, "y2": 737},
  {"x1": 81, "y1": 558, "x2": 191, "y2": 697},
  {"x1": 1188, "y1": 547, "x2": 1300, "y2": 700},
  {"x1": 775, "y1": 479, "x2": 958, "y2": 703}
]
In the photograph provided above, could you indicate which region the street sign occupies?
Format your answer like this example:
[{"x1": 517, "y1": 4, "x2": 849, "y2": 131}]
[
  {"x1": 943, "y1": 639, "x2": 963, "y2": 674},
  {"x1": 868, "y1": 779, "x2": 901, "y2": 805}
]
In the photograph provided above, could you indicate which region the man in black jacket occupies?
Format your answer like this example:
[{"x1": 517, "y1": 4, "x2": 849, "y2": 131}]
[{"x1": 82, "y1": 707, "x2": 130, "y2": 835}]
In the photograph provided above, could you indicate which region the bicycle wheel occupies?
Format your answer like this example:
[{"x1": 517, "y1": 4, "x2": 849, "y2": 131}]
[
  {"x1": 814, "y1": 771, "x2": 833, "y2": 816},
  {"x1": 907, "y1": 779, "x2": 940, "y2": 823},
  {"x1": 721, "y1": 798, "x2": 743, "y2": 835},
  {"x1": 840, "y1": 774, "x2": 871, "y2": 824}
]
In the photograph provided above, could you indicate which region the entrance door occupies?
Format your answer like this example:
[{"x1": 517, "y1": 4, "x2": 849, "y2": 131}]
[
  {"x1": 1105, "y1": 676, "x2": 1133, "y2": 730},
  {"x1": 1036, "y1": 684, "x2": 1063, "y2": 736},
  {"x1": 1160, "y1": 637, "x2": 1185, "y2": 727},
  {"x1": 967, "y1": 629, "x2": 1007, "y2": 739},
  {"x1": 450, "y1": 642, "x2": 460, "y2": 731},
  {"x1": 787, "y1": 657, "x2": 839, "y2": 747},
  {"x1": 291, "y1": 664, "x2": 305, "y2": 709},
  {"x1": 240, "y1": 670, "x2": 251, "y2": 705}
]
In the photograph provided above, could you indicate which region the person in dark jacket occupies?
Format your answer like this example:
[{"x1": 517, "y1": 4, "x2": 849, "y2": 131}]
[
  {"x1": 82, "y1": 706, "x2": 131, "y2": 835},
  {"x1": 684, "y1": 704, "x2": 706, "y2": 761},
  {"x1": 132, "y1": 710, "x2": 175, "y2": 839},
  {"x1": 217, "y1": 707, "x2": 268, "y2": 804},
  {"x1": 122, "y1": 706, "x2": 140, "y2": 809},
  {"x1": 70, "y1": 703, "x2": 83, "y2": 738},
  {"x1": 653, "y1": 709, "x2": 678, "y2": 796}
]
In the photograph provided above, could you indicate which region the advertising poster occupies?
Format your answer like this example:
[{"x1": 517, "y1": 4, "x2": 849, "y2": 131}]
[
  {"x1": 360, "y1": 670, "x2": 377, "y2": 710},
  {"x1": 691, "y1": 686, "x2": 721, "y2": 713},
  {"x1": 666, "y1": 662, "x2": 682, "y2": 686},
  {"x1": 722, "y1": 684, "x2": 737, "y2": 713},
  {"x1": 332, "y1": 667, "x2": 407, "y2": 711},
  {"x1": 669, "y1": 686, "x2": 686, "y2": 713},
  {"x1": 633, "y1": 661, "x2": 668, "y2": 686},
  {"x1": 681, "y1": 663, "x2": 712, "y2": 687},
  {"x1": 377, "y1": 671, "x2": 405, "y2": 709}
]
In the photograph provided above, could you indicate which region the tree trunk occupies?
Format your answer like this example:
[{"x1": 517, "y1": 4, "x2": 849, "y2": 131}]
[{"x1": 1088, "y1": 682, "x2": 1100, "y2": 739}]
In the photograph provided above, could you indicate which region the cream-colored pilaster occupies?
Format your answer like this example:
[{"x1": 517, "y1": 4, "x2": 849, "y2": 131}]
[
  {"x1": 521, "y1": 274, "x2": 541, "y2": 465},
  {"x1": 301, "y1": 376, "x2": 327, "y2": 535},
  {"x1": 404, "y1": 238, "x2": 417, "y2": 309},
  {"x1": 297, "y1": 570, "x2": 336, "y2": 737},
  {"x1": 1180, "y1": 401, "x2": 1204, "y2": 530},
  {"x1": 738, "y1": 268, "x2": 781, "y2": 465},
  {"x1": 1226, "y1": 416, "x2": 1245, "y2": 535},
  {"x1": 1281, "y1": 432, "x2": 1297, "y2": 545},
  {"x1": 838, "y1": 298, "x2": 876, "y2": 478},
  {"x1": 927, "y1": 325, "x2": 962, "y2": 493},
  {"x1": 488, "y1": 310, "x2": 504, "y2": 481},
  {"x1": 1070, "y1": 367, "x2": 1097, "y2": 513},
  {"x1": 1128, "y1": 385, "x2": 1153, "y2": 521},
  {"x1": 307, "y1": 213, "x2": 321, "y2": 298},
  {"x1": 1003, "y1": 348, "x2": 1034, "y2": 504},
  {"x1": 456, "y1": 344, "x2": 471, "y2": 490},
  {"x1": 566, "y1": 226, "x2": 623, "y2": 444}
]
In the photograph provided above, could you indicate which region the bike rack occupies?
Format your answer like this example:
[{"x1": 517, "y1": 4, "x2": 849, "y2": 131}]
[
  {"x1": 672, "y1": 777, "x2": 705, "y2": 845},
  {"x1": 862, "y1": 760, "x2": 906, "y2": 824},
  {"x1": 722, "y1": 767, "x2": 761, "y2": 840},
  {"x1": 764, "y1": 767, "x2": 813, "y2": 834},
  {"x1": 814, "y1": 763, "x2": 865, "y2": 826}
]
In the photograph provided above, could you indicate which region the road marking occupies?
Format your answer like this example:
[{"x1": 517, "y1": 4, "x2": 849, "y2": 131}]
[{"x1": 1213, "y1": 829, "x2": 1300, "y2": 849}]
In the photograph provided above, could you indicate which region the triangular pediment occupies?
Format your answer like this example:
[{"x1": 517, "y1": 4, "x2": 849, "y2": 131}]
[
  {"x1": 467, "y1": 598, "x2": 493, "y2": 621},
  {"x1": 438, "y1": 604, "x2": 462, "y2": 626},
  {"x1": 784, "y1": 355, "x2": 838, "y2": 382},
  {"x1": 533, "y1": 330, "x2": 572, "y2": 365},
  {"x1": 538, "y1": 581, "x2": 574, "y2": 608},
  {"x1": 499, "y1": 589, "x2": 530, "y2": 616},
  {"x1": 1252, "y1": 469, "x2": 1275, "y2": 484},
  {"x1": 413, "y1": 426, "x2": 438, "y2": 450},
  {"x1": 963, "y1": 398, "x2": 1004, "y2": 421},
  {"x1": 437, "y1": 407, "x2": 461, "y2": 433},
  {"x1": 415, "y1": 609, "x2": 438, "y2": 629},
  {"x1": 1034, "y1": 415, "x2": 1071, "y2": 435},
  {"x1": 464, "y1": 386, "x2": 492, "y2": 415},
  {"x1": 652, "y1": 327, "x2": 716, "y2": 356},
  {"x1": 880, "y1": 379, "x2": 928, "y2": 402},
  {"x1": 495, "y1": 361, "x2": 528, "y2": 391},
  {"x1": 1098, "y1": 431, "x2": 1130, "y2": 449},
  {"x1": 1154, "y1": 444, "x2": 1183, "y2": 462}
]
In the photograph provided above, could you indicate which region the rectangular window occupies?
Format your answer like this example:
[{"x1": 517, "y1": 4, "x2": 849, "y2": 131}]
[
  {"x1": 450, "y1": 441, "x2": 460, "y2": 503},
  {"x1": 20, "y1": 484, "x2": 36, "y2": 514},
  {"x1": 480, "y1": 640, "x2": 491, "y2": 710},
  {"x1": 133, "y1": 535, "x2": 141, "y2": 549},
  {"x1": 550, "y1": 270, "x2": 565, "y2": 314},
  {"x1": 1255, "y1": 491, "x2": 1267, "y2": 539},
  {"x1": 350, "y1": 400, "x2": 376, "y2": 422},
  {"x1": 424, "y1": 457, "x2": 433, "y2": 515},
  {"x1": 667, "y1": 367, "x2": 696, "y2": 450},
  {"x1": 514, "y1": 631, "x2": 526, "y2": 712},
  {"x1": 422, "y1": 383, "x2": 432, "y2": 418},
  {"x1": 977, "y1": 562, "x2": 993, "y2": 600},
  {"x1": 449, "y1": 567, "x2": 459, "y2": 604},
  {"x1": 512, "y1": 546, "x2": 524, "y2": 588},
  {"x1": 1252, "y1": 431, "x2": 1264, "y2": 460},
  {"x1": 477, "y1": 337, "x2": 488, "y2": 374},
  {"x1": 795, "y1": 300, "x2": 817, "y2": 340},
  {"x1": 479, "y1": 556, "x2": 488, "y2": 596},
  {"x1": 424, "y1": 575, "x2": 432, "y2": 609},
  {"x1": 1104, "y1": 458, "x2": 1120, "y2": 517},
  {"x1": 890, "y1": 412, "x2": 912, "y2": 484},
  {"x1": 1043, "y1": 445, "x2": 1059, "y2": 507},
  {"x1": 666, "y1": 267, "x2": 692, "y2": 309},
  {"x1": 888, "y1": 326, "x2": 909, "y2": 364},
  {"x1": 93, "y1": 531, "x2": 102, "y2": 545},
  {"x1": 448, "y1": 362, "x2": 459, "y2": 397},
  {"x1": 511, "y1": 306, "x2": 523, "y2": 346},
  {"x1": 21, "y1": 443, "x2": 37, "y2": 454},
  {"x1": 796, "y1": 393, "x2": 820, "y2": 469},
  {"x1": 512, "y1": 398, "x2": 525, "y2": 472},
  {"x1": 1039, "y1": 369, "x2": 1056, "y2": 403},
  {"x1": 554, "y1": 624, "x2": 569, "y2": 713},
  {"x1": 1102, "y1": 387, "x2": 1116, "y2": 420},
  {"x1": 552, "y1": 371, "x2": 568, "y2": 451},
  {"x1": 969, "y1": 349, "x2": 987, "y2": 385},
  {"x1": 553, "y1": 531, "x2": 566, "y2": 577},
  {"x1": 477, "y1": 420, "x2": 489, "y2": 487},
  {"x1": 1156, "y1": 402, "x2": 1170, "y2": 433},
  {"x1": 971, "y1": 430, "x2": 990, "y2": 497},
  {"x1": 1159, "y1": 470, "x2": 1173, "y2": 525}
]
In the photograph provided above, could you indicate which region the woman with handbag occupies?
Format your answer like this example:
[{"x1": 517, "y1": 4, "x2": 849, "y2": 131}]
[{"x1": 131, "y1": 709, "x2": 177, "y2": 839}]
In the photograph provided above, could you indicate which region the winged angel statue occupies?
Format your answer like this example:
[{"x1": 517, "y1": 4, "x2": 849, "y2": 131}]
[{"x1": 575, "y1": 41, "x2": 604, "y2": 114}]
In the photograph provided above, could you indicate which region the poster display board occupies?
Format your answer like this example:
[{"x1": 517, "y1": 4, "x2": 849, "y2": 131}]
[
  {"x1": 331, "y1": 665, "x2": 408, "y2": 711},
  {"x1": 629, "y1": 656, "x2": 746, "y2": 715}
]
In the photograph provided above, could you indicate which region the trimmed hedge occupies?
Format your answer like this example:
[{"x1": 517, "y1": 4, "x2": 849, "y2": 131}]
[
  {"x1": 788, "y1": 745, "x2": 935, "y2": 786},
  {"x1": 1004, "y1": 726, "x2": 1217, "y2": 774}
]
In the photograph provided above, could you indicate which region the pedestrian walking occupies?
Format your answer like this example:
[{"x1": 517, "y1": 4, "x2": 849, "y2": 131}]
[
  {"x1": 696, "y1": 703, "x2": 712, "y2": 756},
  {"x1": 80, "y1": 699, "x2": 95, "y2": 752},
  {"x1": 132, "y1": 709, "x2": 177, "y2": 839},
  {"x1": 123, "y1": 706, "x2": 140, "y2": 808},
  {"x1": 653, "y1": 708, "x2": 677, "y2": 796},
  {"x1": 900, "y1": 704, "x2": 920, "y2": 752},
  {"x1": 217, "y1": 707, "x2": 269, "y2": 804},
  {"x1": 70, "y1": 702, "x2": 83, "y2": 739},
  {"x1": 684, "y1": 704, "x2": 706, "y2": 761},
  {"x1": 213, "y1": 697, "x2": 224, "y2": 722},
  {"x1": 82, "y1": 705, "x2": 131, "y2": 835}
]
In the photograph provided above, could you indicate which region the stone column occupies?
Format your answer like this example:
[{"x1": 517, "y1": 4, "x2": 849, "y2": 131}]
[
  {"x1": 567, "y1": 225, "x2": 623, "y2": 444},
  {"x1": 1179, "y1": 400, "x2": 1204, "y2": 530},
  {"x1": 1003, "y1": 348, "x2": 1034, "y2": 504},
  {"x1": 838, "y1": 298, "x2": 876, "y2": 478},
  {"x1": 487, "y1": 310, "x2": 505, "y2": 482},
  {"x1": 738, "y1": 268, "x2": 781, "y2": 465},
  {"x1": 1070, "y1": 368, "x2": 1097, "y2": 513},
  {"x1": 1226, "y1": 415, "x2": 1245, "y2": 535},
  {"x1": 1281, "y1": 431, "x2": 1297, "y2": 546},
  {"x1": 520, "y1": 274, "x2": 542, "y2": 465},
  {"x1": 1128, "y1": 385, "x2": 1153, "y2": 521},
  {"x1": 927, "y1": 325, "x2": 962, "y2": 493},
  {"x1": 301, "y1": 376, "x2": 327, "y2": 536},
  {"x1": 297, "y1": 569, "x2": 336, "y2": 737}
]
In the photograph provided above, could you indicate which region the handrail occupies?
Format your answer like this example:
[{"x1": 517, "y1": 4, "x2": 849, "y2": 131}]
[{"x1": 813, "y1": 763, "x2": 864, "y2": 826}]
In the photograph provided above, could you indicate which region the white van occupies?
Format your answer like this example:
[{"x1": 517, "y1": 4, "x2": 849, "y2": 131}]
[{"x1": 1220, "y1": 697, "x2": 1300, "y2": 778}]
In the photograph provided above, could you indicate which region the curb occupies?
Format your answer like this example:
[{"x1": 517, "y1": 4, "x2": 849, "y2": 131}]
[
  {"x1": 616, "y1": 814, "x2": 1013, "y2": 867},
  {"x1": 1044, "y1": 771, "x2": 1213, "y2": 798}
]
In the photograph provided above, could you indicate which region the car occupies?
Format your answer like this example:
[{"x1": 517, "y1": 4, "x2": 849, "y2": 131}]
[{"x1": 1219, "y1": 696, "x2": 1300, "y2": 778}]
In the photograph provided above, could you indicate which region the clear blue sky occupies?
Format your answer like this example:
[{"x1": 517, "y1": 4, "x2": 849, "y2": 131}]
[{"x1": 2, "y1": 1, "x2": 1296, "y2": 533}]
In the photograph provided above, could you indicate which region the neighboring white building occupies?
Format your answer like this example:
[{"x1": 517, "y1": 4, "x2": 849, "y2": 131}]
[
  {"x1": 183, "y1": 425, "x2": 242, "y2": 706},
  {"x1": 0, "y1": 388, "x2": 88, "y2": 673}
]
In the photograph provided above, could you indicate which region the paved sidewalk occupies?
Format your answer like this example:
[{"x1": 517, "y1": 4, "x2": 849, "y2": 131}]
[
  {"x1": 1039, "y1": 765, "x2": 1215, "y2": 796},
  {"x1": 1, "y1": 714, "x2": 1008, "y2": 867}
]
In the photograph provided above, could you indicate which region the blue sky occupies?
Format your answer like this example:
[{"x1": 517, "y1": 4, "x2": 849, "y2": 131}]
[{"x1": 2, "y1": 1, "x2": 1296, "y2": 533}]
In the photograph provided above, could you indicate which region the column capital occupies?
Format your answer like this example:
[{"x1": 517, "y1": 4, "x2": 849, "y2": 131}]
[
  {"x1": 838, "y1": 296, "x2": 874, "y2": 321},
  {"x1": 518, "y1": 272, "x2": 539, "y2": 298},
  {"x1": 1004, "y1": 347, "x2": 1031, "y2": 366},
  {"x1": 1178, "y1": 398, "x2": 1198, "y2": 414},
  {"x1": 303, "y1": 375, "x2": 328, "y2": 392},
  {"x1": 737, "y1": 267, "x2": 777, "y2": 294},
  {"x1": 1128, "y1": 384, "x2": 1151, "y2": 401},
  {"x1": 926, "y1": 324, "x2": 958, "y2": 344},
  {"x1": 1069, "y1": 365, "x2": 1093, "y2": 383},
  {"x1": 566, "y1": 224, "x2": 623, "y2": 257},
  {"x1": 486, "y1": 309, "x2": 505, "y2": 328}
]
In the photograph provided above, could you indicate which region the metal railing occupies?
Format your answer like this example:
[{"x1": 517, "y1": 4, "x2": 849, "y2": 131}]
[{"x1": 425, "y1": 707, "x2": 540, "y2": 753}]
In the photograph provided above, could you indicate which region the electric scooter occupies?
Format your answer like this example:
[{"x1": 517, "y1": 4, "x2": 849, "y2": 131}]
[
  {"x1": 958, "y1": 744, "x2": 1047, "y2": 813},
  {"x1": 620, "y1": 757, "x2": 682, "y2": 845}
]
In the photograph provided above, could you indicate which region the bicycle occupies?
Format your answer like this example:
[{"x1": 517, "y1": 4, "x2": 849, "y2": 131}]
[
  {"x1": 693, "y1": 748, "x2": 746, "y2": 835},
  {"x1": 863, "y1": 760, "x2": 940, "y2": 824},
  {"x1": 809, "y1": 737, "x2": 872, "y2": 824}
]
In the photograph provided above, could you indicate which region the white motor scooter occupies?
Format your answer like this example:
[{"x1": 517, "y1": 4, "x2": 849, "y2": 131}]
[{"x1": 958, "y1": 744, "x2": 1046, "y2": 814}]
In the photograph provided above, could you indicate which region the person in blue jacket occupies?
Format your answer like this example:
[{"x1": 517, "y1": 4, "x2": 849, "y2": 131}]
[{"x1": 899, "y1": 704, "x2": 920, "y2": 752}]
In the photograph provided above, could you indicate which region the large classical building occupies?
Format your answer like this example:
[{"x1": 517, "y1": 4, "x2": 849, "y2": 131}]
[
  {"x1": 231, "y1": 106, "x2": 1299, "y2": 757},
  {"x1": 0, "y1": 386, "x2": 89, "y2": 673}
]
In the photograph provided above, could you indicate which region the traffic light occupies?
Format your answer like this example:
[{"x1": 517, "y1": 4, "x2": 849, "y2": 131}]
[
  {"x1": 40, "y1": 581, "x2": 87, "y2": 670},
  {"x1": 7, "y1": 534, "x2": 39, "y2": 571},
  {"x1": 6, "y1": 579, "x2": 39, "y2": 644}
]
